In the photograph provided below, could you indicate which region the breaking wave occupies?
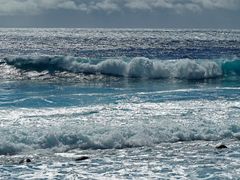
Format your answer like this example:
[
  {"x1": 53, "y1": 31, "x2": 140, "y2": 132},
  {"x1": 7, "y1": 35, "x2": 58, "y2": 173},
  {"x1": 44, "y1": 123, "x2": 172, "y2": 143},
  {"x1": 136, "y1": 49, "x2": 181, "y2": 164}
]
[
  {"x1": 1, "y1": 56, "x2": 240, "y2": 80},
  {"x1": 1, "y1": 99, "x2": 240, "y2": 155},
  {"x1": 1, "y1": 118, "x2": 240, "y2": 155}
]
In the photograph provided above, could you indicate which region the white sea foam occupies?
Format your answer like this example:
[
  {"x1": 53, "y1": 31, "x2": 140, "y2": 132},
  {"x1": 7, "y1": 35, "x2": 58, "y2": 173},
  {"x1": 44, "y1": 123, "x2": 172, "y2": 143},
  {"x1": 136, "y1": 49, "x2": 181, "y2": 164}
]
[{"x1": 0, "y1": 99, "x2": 239, "y2": 155}]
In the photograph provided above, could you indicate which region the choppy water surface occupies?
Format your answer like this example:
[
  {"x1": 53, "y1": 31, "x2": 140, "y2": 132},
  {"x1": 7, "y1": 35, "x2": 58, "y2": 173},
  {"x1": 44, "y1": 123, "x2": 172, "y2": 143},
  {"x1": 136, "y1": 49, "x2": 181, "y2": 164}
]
[{"x1": 0, "y1": 28, "x2": 240, "y2": 179}]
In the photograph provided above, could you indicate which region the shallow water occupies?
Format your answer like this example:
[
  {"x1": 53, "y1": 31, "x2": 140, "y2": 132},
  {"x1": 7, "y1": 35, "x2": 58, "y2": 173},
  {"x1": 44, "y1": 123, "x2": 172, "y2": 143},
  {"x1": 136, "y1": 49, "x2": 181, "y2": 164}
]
[{"x1": 1, "y1": 141, "x2": 240, "y2": 179}]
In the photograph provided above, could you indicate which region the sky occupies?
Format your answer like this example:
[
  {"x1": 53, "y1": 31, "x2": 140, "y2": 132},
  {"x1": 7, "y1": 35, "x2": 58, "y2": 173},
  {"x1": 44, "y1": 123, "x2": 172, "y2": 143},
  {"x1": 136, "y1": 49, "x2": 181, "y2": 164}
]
[{"x1": 0, "y1": 0, "x2": 239, "y2": 28}]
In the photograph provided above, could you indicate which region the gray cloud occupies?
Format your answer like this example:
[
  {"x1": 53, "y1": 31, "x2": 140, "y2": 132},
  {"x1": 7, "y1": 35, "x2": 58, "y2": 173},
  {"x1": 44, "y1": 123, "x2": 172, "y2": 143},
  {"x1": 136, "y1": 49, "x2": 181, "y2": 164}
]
[
  {"x1": 124, "y1": 0, "x2": 240, "y2": 12},
  {"x1": 0, "y1": 0, "x2": 239, "y2": 15}
]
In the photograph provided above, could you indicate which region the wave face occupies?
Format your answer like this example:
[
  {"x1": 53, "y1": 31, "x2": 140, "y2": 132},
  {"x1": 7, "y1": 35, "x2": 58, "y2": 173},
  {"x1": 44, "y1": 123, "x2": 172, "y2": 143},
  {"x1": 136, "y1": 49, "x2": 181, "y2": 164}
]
[{"x1": 3, "y1": 56, "x2": 238, "y2": 80}]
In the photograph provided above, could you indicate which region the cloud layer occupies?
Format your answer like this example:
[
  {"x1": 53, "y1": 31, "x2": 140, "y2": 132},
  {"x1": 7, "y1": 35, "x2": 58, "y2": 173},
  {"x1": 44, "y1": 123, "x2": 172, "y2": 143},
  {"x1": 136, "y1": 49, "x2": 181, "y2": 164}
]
[{"x1": 0, "y1": 0, "x2": 239, "y2": 15}]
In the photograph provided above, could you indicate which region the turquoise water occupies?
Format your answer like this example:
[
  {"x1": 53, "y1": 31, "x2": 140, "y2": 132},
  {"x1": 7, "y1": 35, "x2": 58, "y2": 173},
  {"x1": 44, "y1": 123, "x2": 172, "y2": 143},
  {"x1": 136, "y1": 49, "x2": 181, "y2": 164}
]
[{"x1": 1, "y1": 29, "x2": 240, "y2": 179}]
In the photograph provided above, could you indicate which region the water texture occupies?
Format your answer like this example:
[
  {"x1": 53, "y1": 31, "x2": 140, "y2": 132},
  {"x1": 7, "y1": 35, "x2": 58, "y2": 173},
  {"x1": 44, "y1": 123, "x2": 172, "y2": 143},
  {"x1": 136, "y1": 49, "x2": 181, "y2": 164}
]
[{"x1": 0, "y1": 29, "x2": 240, "y2": 179}]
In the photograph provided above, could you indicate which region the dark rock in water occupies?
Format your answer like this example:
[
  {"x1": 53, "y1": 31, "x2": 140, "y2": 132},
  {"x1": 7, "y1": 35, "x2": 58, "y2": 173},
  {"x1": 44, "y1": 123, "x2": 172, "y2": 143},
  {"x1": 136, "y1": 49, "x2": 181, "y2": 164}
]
[
  {"x1": 19, "y1": 159, "x2": 24, "y2": 164},
  {"x1": 19, "y1": 158, "x2": 31, "y2": 164},
  {"x1": 75, "y1": 156, "x2": 90, "y2": 161},
  {"x1": 216, "y1": 144, "x2": 227, "y2": 149}
]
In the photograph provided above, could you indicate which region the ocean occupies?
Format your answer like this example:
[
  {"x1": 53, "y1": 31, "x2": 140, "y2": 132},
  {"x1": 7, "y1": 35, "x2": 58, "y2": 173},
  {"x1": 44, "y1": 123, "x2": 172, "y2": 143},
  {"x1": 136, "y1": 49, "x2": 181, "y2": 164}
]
[{"x1": 0, "y1": 28, "x2": 240, "y2": 179}]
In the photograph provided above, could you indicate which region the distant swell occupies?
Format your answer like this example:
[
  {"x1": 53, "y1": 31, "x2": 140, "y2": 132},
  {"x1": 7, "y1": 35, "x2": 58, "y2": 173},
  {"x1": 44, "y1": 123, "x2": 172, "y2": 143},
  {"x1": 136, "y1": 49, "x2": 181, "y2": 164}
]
[{"x1": 2, "y1": 56, "x2": 240, "y2": 80}]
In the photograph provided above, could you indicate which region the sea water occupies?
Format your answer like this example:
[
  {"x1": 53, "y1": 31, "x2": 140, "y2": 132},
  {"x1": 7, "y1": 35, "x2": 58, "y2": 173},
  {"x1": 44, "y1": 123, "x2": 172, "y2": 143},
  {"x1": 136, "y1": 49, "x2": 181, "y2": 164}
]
[{"x1": 0, "y1": 28, "x2": 240, "y2": 179}]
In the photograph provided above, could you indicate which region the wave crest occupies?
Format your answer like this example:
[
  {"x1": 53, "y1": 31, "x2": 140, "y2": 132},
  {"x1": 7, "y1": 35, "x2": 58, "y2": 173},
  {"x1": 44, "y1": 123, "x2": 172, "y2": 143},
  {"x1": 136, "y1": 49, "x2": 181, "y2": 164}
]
[{"x1": 3, "y1": 56, "x2": 240, "y2": 80}]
